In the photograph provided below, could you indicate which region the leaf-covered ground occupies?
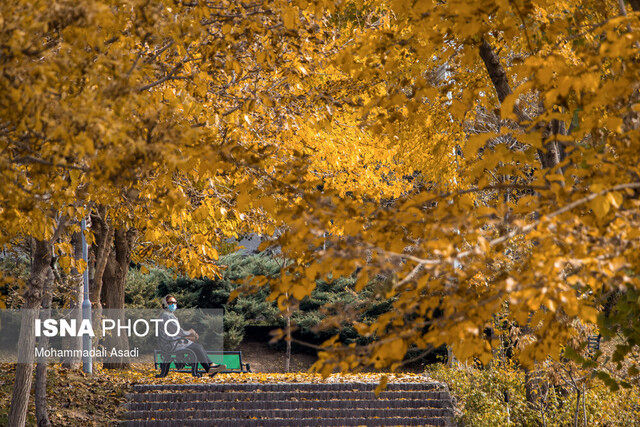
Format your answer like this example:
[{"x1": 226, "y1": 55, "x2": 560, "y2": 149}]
[
  {"x1": 1, "y1": 363, "x2": 134, "y2": 426},
  {"x1": 0, "y1": 363, "x2": 438, "y2": 426},
  {"x1": 3, "y1": 361, "x2": 639, "y2": 426}
]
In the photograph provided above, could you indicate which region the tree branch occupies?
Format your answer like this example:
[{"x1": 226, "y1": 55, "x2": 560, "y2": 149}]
[
  {"x1": 394, "y1": 182, "x2": 640, "y2": 286},
  {"x1": 12, "y1": 156, "x2": 88, "y2": 171}
]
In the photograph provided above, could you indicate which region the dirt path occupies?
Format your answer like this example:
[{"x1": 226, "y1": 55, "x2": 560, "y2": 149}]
[{"x1": 237, "y1": 340, "x2": 317, "y2": 373}]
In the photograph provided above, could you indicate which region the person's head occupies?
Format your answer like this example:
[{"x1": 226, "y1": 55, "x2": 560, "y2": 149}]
[{"x1": 162, "y1": 295, "x2": 177, "y2": 312}]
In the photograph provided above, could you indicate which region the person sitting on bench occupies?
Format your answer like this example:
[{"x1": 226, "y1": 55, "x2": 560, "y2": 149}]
[{"x1": 158, "y1": 294, "x2": 225, "y2": 376}]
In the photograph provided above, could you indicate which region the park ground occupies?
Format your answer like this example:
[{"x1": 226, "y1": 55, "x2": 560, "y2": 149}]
[
  {"x1": 2, "y1": 339, "x2": 640, "y2": 426},
  {"x1": 0, "y1": 339, "x2": 320, "y2": 426}
]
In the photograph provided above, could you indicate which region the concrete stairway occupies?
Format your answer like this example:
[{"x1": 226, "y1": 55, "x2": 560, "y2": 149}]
[{"x1": 121, "y1": 382, "x2": 456, "y2": 426}]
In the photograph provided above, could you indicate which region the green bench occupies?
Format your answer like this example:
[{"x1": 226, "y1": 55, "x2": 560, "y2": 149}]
[{"x1": 154, "y1": 350, "x2": 251, "y2": 376}]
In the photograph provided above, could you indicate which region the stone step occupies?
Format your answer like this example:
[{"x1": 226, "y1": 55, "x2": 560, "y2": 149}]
[
  {"x1": 131, "y1": 382, "x2": 444, "y2": 393},
  {"x1": 121, "y1": 417, "x2": 453, "y2": 426},
  {"x1": 121, "y1": 382, "x2": 457, "y2": 426},
  {"x1": 127, "y1": 398, "x2": 453, "y2": 411},
  {"x1": 123, "y1": 407, "x2": 455, "y2": 421},
  {"x1": 126, "y1": 390, "x2": 451, "y2": 402}
]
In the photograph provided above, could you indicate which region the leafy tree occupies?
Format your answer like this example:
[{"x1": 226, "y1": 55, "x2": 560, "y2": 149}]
[
  {"x1": 1, "y1": 0, "x2": 345, "y2": 423},
  {"x1": 251, "y1": 0, "x2": 640, "y2": 385},
  {"x1": 4, "y1": 0, "x2": 640, "y2": 424}
]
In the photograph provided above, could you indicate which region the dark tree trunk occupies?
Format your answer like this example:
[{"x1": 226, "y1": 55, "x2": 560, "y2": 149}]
[
  {"x1": 629, "y1": 0, "x2": 640, "y2": 12},
  {"x1": 8, "y1": 239, "x2": 55, "y2": 427},
  {"x1": 478, "y1": 38, "x2": 565, "y2": 168},
  {"x1": 479, "y1": 39, "x2": 512, "y2": 104},
  {"x1": 101, "y1": 228, "x2": 133, "y2": 310},
  {"x1": 101, "y1": 227, "x2": 134, "y2": 370}
]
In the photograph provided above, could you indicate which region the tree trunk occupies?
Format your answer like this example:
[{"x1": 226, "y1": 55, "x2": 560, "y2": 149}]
[
  {"x1": 35, "y1": 267, "x2": 53, "y2": 427},
  {"x1": 8, "y1": 239, "x2": 54, "y2": 427},
  {"x1": 582, "y1": 383, "x2": 587, "y2": 426},
  {"x1": 574, "y1": 388, "x2": 581, "y2": 427},
  {"x1": 285, "y1": 314, "x2": 291, "y2": 373},
  {"x1": 478, "y1": 39, "x2": 512, "y2": 104},
  {"x1": 61, "y1": 231, "x2": 82, "y2": 369},
  {"x1": 89, "y1": 210, "x2": 113, "y2": 356},
  {"x1": 446, "y1": 345, "x2": 456, "y2": 367},
  {"x1": 90, "y1": 209, "x2": 113, "y2": 307},
  {"x1": 539, "y1": 119, "x2": 567, "y2": 169},
  {"x1": 478, "y1": 38, "x2": 565, "y2": 168},
  {"x1": 101, "y1": 227, "x2": 134, "y2": 370},
  {"x1": 524, "y1": 367, "x2": 536, "y2": 404}
]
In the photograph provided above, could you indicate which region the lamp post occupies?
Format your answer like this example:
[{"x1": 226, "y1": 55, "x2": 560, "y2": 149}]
[{"x1": 81, "y1": 217, "x2": 92, "y2": 374}]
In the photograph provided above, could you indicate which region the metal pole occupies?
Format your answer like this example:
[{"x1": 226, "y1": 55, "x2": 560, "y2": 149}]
[{"x1": 81, "y1": 218, "x2": 92, "y2": 374}]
